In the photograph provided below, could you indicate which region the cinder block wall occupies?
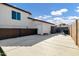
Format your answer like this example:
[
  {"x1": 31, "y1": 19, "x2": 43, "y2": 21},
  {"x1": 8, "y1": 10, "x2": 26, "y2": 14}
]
[
  {"x1": 77, "y1": 20, "x2": 79, "y2": 46},
  {"x1": 69, "y1": 20, "x2": 79, "y2": 46},
  {"x1": 69, "y1": 25, "x2": 72, "y2": 37},
  {"x1": 71, "y1": 21, "x2": 76, "y2": 43}
]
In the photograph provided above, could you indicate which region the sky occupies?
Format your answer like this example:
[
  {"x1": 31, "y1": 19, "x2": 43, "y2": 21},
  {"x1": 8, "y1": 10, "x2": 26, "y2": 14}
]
[{"x1": 9, "y1": 3, "x2": 79, "y2": 25}]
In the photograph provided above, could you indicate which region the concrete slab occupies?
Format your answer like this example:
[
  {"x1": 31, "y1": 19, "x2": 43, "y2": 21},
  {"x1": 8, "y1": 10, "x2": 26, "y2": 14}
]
[{"x1": 1, "y1": 34, "x2": 79, "y2": 56}]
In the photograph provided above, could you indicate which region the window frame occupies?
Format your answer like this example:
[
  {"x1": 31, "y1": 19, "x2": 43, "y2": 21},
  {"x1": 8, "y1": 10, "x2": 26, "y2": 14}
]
[{"x1": 12, "y1": 10, "x2": 21, "y2": 20}]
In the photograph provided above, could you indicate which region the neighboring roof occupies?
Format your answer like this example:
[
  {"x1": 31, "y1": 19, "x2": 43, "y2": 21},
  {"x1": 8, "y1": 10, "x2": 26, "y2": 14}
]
[
  {"x1": 28, "y1": 17, "x2": 55, "y2": 25},
  {"x1": 1, "y1": 3, "x2": 32, "y2": 15}
]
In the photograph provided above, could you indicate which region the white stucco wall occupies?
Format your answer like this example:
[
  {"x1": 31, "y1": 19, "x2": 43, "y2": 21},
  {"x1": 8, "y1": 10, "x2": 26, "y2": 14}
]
[
  {"x1": 0, "y1": 4, "x2": 54, "y2": 35},
  {"x1": 0, "y1": 4, "x2": 31, "y2": 28},
  {"x1": 42, "y1": 23, "x2": 51, "y2": 34},
  {"x1": 30, "y1": 20, "x2": 52, "y2": 35},
  {"x1": 28, "y1": 20, "x2": 43, "y2": 34}
]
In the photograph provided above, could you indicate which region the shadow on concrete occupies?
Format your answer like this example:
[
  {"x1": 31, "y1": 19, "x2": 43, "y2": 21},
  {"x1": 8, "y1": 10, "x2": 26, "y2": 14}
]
[
  {"x1": 0, "y1": 34, "x2": 59, "y2": 46},
  {"x1": 0, "y1": 47, "x2": 6, "y2": 56}
]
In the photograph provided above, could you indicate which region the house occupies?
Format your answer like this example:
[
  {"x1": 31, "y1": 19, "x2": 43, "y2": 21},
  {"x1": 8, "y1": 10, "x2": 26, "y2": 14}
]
[
  {"x1": 56, "y1": 23, "x2": 69, "y2": 34},
  {"x1": 58, "y1": 23, "x2": 69, "y2": 27},
  {"x1": 0, "y1": 3, "x2": 32, "y2": 28},
  {"x1": 28, "y1": 17, "x2": 55, "y2": 35},
  {"x1": 0, "y1": 3, "x2": 55, "y2": 39}
]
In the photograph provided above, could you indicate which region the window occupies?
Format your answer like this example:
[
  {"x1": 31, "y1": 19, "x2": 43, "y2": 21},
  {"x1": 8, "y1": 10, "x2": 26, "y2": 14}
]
[
  {"x1": 12, "y1": 11, "x2": 21, "y2": 20},
  {"x1": 12, "y1": 11, "x2": 16, "y2": 19},
  {"x1": 17, "y1": 12, "x2": 21, "y2": 20}
]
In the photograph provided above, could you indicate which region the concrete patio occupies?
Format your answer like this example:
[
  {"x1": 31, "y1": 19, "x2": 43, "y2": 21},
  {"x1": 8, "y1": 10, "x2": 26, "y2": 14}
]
[{"x1": 1, "y1": 34, "x2": 79, "y2": 56}]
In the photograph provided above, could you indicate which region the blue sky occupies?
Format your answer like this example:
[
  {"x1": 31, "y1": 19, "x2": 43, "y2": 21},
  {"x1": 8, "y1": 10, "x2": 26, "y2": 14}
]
[{"x1": 9, "y1": 3, "x2": 79, "y2": 25}]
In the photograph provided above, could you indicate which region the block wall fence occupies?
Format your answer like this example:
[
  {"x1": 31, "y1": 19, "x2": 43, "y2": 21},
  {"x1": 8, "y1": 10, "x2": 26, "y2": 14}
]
[{"x1": 69, "y1": 20, "x2": 79, "y2": 46}]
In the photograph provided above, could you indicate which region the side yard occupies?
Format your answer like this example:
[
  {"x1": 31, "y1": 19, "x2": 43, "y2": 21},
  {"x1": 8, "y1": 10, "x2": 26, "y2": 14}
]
[{"x1": 0, "y1": 34, "x2": 79, "y2": 56}]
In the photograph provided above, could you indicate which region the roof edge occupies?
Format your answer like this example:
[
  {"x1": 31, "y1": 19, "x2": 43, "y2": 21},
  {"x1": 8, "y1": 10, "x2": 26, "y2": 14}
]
[
  {"x1": 1, "y1": 3, "x2": 32, "y2": 15},
  {"x1": 28, "y1": 17, "x2": 55, "y2": 25}
]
